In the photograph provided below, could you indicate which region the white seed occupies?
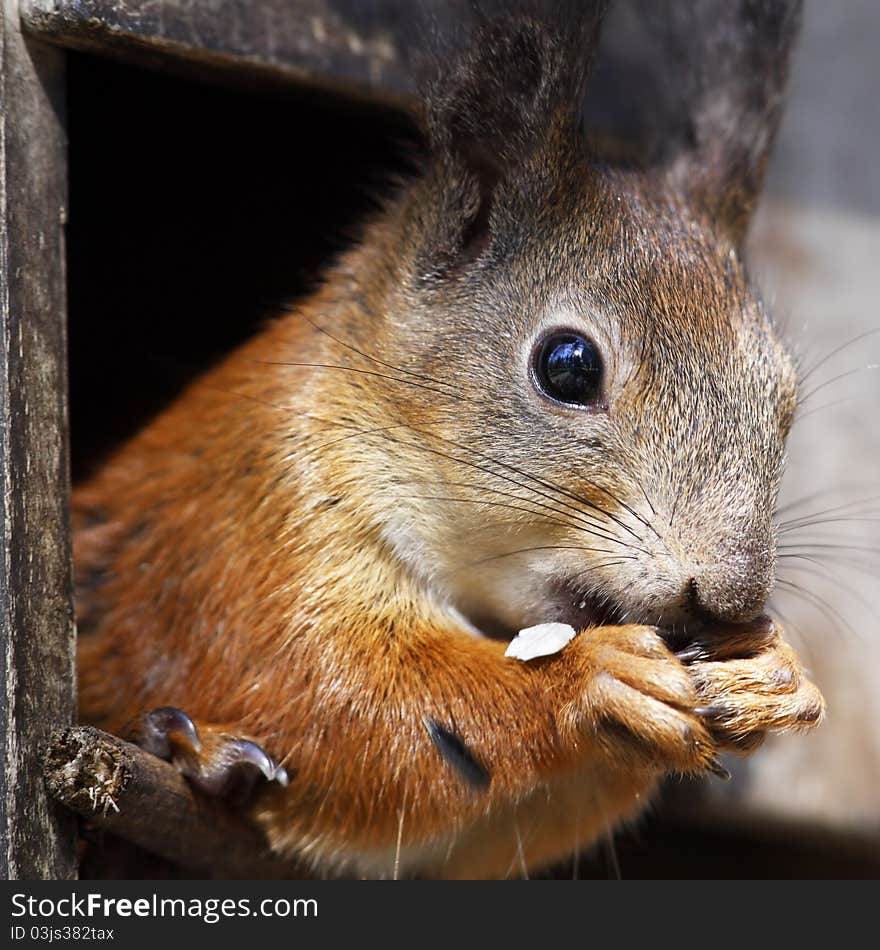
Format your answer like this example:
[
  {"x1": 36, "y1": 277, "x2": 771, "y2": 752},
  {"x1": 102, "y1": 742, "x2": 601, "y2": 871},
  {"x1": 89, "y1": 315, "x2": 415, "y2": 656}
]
[{"x1": 505, "y1": 622, "x2": 577, "y2": 661}]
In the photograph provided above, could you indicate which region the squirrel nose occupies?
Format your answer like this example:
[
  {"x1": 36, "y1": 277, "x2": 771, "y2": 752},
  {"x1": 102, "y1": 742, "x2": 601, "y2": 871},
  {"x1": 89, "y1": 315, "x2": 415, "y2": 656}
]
[{"x1": 686, "y1": 575, "x2": 768, "y2": 625}]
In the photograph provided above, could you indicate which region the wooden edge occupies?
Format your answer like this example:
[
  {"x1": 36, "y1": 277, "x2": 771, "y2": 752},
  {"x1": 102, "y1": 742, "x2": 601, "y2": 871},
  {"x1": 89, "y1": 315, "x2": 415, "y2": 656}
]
[
  {"x1": 1, "y1": 1, "x2": 76, "y2": 879},
  {"x1": 20, "y1": 0, "x2": 420, "y2": 110}
]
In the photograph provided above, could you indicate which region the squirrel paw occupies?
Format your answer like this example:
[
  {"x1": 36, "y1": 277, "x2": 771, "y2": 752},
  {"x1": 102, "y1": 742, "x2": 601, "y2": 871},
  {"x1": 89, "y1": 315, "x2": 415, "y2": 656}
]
[
  {"x1": 133, "y1": 706, "x2": 289, "y2": 801},
  {"x1": 567, "y1": 625, "x2": 721, "y2": 777},
  {"x1": 677, "y1": 617, "x2": 825, "y2": 752}
]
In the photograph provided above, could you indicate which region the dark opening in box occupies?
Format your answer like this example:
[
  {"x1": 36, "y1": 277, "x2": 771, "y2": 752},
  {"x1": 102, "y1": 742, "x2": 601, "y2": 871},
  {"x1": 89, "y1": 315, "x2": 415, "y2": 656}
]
[{"x1": 67, "y1": 53, "x2": 418, "y2": 481}]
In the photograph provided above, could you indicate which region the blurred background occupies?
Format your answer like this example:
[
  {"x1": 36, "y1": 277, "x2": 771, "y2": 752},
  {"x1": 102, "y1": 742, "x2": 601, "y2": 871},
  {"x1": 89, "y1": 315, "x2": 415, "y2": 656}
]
[{"x1": 38, "y1": 0, "x2": 879, "y2": 875}]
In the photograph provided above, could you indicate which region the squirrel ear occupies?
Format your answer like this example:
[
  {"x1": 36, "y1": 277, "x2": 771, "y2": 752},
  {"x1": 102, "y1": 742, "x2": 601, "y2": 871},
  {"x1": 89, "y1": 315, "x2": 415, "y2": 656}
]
[
  {"x1": 417, "y1": 2, "x2": 607, "y2": 260},
  {"x1": 653, "y1": 0, "x2": 803, "y2": 246}
]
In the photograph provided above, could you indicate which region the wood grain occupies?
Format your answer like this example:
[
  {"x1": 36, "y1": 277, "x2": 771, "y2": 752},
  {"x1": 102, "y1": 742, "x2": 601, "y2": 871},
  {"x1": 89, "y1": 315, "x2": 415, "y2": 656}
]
[{"x1": 0, "y1": 0, "x2": 75, "y2": 879}]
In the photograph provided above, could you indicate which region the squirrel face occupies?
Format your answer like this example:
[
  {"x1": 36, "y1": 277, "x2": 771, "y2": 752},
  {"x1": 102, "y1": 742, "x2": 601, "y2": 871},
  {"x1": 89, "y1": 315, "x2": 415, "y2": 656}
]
[
  {"x1": 349, "y1": 122, "x2": 798, "y2": 641},
  {"x1": 314, "y1": 5, "x2": 806, "y2": 645}
]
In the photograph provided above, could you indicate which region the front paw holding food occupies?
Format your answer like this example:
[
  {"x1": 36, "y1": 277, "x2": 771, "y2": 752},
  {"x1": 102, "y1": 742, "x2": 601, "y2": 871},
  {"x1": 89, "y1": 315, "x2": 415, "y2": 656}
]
[
  {"x1": 541, "y1": 617, "x2": 822, "y2": 782},
  {"x1": 555, "y1": 624, "x2": 725, "y2": 777},
  {"x1": 676, "y1": 616, "x2": 825, "y2": 753}
]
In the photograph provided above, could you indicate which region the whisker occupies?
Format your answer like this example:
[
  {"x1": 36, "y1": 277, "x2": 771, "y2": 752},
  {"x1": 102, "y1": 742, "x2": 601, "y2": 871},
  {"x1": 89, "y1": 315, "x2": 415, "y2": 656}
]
[
  {"x1": 406, "y1": 478, "x2": 628, "y2": 546},
  {"x1": 774, "y1": 485, "x2": 879, "y2": 517},
  {"x1": 189, "y1": 383, "x2": 438, "y2": 466},
  {"x1": 766, "y1": 601, "x2": 816, "y2": 668},
  {"x1": 778, "y1": 516, "x2": 880, "y2": 534},
  {"x1": 513, "y1": 820, "x2": 529, "y2": 881},
  {"x1": 797, "y1": 363, "x2": 878, "y2": 407},
  {"x1": 209, "y1": 365, "x2": 653, "y2": 556},
  {"x1": 669, "y1": 481, "x2": 686, "y2": 528},
  {"x1": 286, "y1": 419, "x2": 434, "y2": 466},
  {"x1": 192, "y1": 379, "x2": 295, "y2": 415},
  {"x1": 777, "y1": 561, "x2": 876, "y2": 616},
  {"x1": 797, "y1": 327, "x2": 880, "y2": 383},
  {"x1": 777, "y1": 494, "x2": 880, "y2": 530},
  {"x1": 257, "y1": 360, "x2": 455, "y2": 398},
  {"x1": 602, "y1": 829, "x2": 622, "y2": 881},
  {"x1": 298, "y1": 315, "x2": 459, "y2": 394},
  {"x1": 792, "y1": 395, "x2": 862, "y2": 425},
  {"x1": 407, "y1": 427, "x2": 649, "y2": 546},
  {"x1": 381, "y1": 432, "x2": 649, "y2": 553},
  {"x1": 778, "y1": 551, "x2": 880, "y2": 576},
  {"x1": 774, "y1": 578, "x2": 860, "y2": 642},
  {"x1": 292, "y1": 421, "x2": 651, "y2": 559},
  {"x1": 465, "y1": 545, "x2": 628, "y2": 568},
  {"x1": 285, "y1": 415, "x2": 611, "y2": 540},
  {"x1": 395, "y1": 494, "x2": 593, "y2": 535},
  {"x1": 591, "y1": 481, "x2": 666, "y2": 545},
  {"x1": 778, "y1": 542, "x2": 880, "y2": 557},
  {"x1": 393, "y1": 786, "x2": 407, "y2": 882},
  {"x1": 635, "y1": 478, "x2": 657, "y2": 517},
  {"x1": 559, "y1": 557, "x2": 639, "y2": 580}
]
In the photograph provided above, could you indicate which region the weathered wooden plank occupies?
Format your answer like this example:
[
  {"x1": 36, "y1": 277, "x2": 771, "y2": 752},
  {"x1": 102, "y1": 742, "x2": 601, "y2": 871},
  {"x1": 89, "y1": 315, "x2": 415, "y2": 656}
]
[
  {"x1": 20, "y1": 0, "x2": 440, "y2": 106},
  {"x1": 0, "y1": 0, "x2": 76, "y2": 879}
]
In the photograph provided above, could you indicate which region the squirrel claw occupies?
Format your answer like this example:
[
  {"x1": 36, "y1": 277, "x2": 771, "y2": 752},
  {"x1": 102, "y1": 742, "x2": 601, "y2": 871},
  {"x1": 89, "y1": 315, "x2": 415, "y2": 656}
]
[
  {"x1": 176, "y1": 733, "x2": 289, "y2": 801},
  {"x1": 139, "y1": 706, "x2": 202, "y2": 758},
  {"x1": 675, "y1": 644, "x2": 708, "y2": 664},
  {"x1": 197, "y1": 738, "x2": 290, "y2": 794},
  {"x1": 134, "y1": 708, "x2": 288, "y2": 802}
]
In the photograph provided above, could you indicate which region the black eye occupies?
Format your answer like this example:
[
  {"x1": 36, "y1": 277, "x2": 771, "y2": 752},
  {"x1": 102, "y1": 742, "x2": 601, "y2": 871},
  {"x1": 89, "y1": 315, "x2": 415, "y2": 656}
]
[{"x1": 532, "y1": 332, "x2": 604, "y2": 407}]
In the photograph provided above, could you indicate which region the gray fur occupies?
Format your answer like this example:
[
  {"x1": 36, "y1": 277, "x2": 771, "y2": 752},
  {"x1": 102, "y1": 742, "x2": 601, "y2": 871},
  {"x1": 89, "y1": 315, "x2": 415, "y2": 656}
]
[{"x1": 360, "y1": 0, "x2": 801, "y2": 634}]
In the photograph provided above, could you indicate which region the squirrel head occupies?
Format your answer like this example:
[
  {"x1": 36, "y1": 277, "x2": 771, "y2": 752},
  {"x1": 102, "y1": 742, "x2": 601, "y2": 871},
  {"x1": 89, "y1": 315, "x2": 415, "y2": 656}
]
[{"x1": 331, "y1": 2, "x2": 802, "y2": 636}]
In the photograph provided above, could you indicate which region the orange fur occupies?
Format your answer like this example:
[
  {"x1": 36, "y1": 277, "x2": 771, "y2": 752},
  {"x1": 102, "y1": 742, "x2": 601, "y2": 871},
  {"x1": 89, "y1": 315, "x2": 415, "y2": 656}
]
[{"x1": 75, "y1": 271, "x2": 822, "y2": 878}]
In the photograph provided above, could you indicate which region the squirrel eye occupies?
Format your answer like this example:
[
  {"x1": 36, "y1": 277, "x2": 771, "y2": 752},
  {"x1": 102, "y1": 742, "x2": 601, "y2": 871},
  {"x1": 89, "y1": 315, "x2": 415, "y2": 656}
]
[{"x1": 532, "y1": 332, "x2": 604, "y2": 407}]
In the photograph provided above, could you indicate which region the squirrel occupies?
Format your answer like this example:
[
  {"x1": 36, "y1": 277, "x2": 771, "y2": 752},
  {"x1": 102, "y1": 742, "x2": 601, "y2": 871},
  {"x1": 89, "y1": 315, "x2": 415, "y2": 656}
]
[{"x1": 72, "y1": 0, "x2": 824, "y2": 878}]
